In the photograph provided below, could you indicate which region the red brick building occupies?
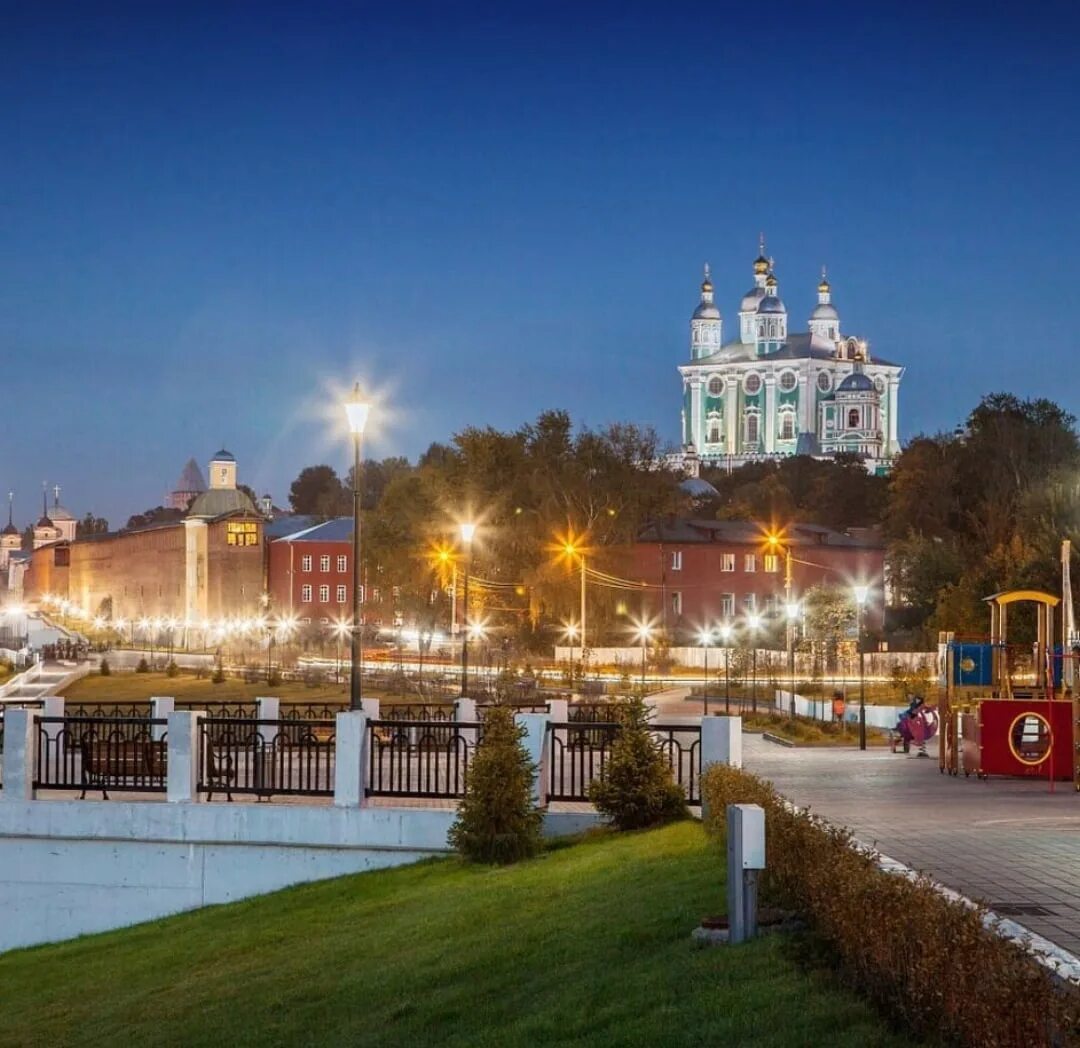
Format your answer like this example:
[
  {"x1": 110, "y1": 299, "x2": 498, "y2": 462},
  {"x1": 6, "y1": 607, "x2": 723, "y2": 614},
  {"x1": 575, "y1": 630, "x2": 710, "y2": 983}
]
[
  {"x1": 267, "y1": 519, "x2": 358, "y2": 623},
  {"x1": 631, "y1": 519, "x2": 885, "y2": 634}
]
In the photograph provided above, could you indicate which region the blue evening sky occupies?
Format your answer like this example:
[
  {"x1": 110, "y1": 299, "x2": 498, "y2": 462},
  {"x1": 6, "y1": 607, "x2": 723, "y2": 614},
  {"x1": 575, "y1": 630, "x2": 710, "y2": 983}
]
[{"x1": 1, "y1": 2, "x2": 1077, "y2": 525}]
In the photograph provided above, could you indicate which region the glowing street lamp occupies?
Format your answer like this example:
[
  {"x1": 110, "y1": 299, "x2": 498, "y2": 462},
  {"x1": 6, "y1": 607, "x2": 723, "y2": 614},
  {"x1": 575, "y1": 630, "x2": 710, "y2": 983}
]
[
  {"x1": 853, "y1": 585, "x2": 870, "y2": 750},
  {"x1": 563, "y1": 621, "x2": 580, "y2": 690},
  {"x1": 344, "y1": 382, "x2": 371, "y2": 711},
  {"x1": 785, "y1": 601, "x2": 801, "y2": 719},
  {"x1": 459, "y1": 521, "x2": 477, "y2": 697},
  {"x1": 562, "y1": 537, "x2": 587, "y2": 656},
  {"x1": 633, "y1": 621, "x2": 653, "y2": 690}
]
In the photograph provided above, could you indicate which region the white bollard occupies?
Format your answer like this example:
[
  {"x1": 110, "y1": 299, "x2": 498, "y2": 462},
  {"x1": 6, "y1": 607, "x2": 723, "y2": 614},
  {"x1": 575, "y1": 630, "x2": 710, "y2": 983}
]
[
  {"x1": 702, "y1": 715, "x2": 742, "y2": 769},
  {"x1": 726, "y1": 803, "x2": 766, "y2": 944},
  {"x1": 515, "y1": 712, "x2": 550, "y2": 808},
  {"x1": 166, "y1": 711, "x2": 202, "y2": 803}
]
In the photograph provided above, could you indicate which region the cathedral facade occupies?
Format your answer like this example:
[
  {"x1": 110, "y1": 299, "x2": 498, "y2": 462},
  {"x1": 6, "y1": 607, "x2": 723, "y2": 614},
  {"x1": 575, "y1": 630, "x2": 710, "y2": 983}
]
[{"x1": 678, "y1": 245, "x2": 903, "y2": 473}]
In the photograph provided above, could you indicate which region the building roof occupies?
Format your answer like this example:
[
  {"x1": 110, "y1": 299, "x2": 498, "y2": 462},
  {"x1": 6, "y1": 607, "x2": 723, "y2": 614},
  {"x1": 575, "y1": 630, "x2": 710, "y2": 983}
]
[
  {"x1": 264, "y1": 514, "x2": 321, "y2": 539},
  {"x1": 186, "y1": 488, "x2": 258, "y2": 519},
  {"x1": 678, "y1": 477, "x2": 720, "y2": 500},
  {"x1": 637, "y1": 518, "x2": 884, "y2": 550},
  {"x1": 683, "y1": 332, "x2": 900, "y2": 368},
  {"x1": 837, "y1": 371, "x2": 875, "y2": 393},
  {"x1": 211, "y1": 448, "x2": 235, "y2": 462},
  {"x1": 270, "y1": 517, "x2": 354, "y2": 543},
  {"x1": 174, "y1": 457, "x2": 207, "y2": 494}
]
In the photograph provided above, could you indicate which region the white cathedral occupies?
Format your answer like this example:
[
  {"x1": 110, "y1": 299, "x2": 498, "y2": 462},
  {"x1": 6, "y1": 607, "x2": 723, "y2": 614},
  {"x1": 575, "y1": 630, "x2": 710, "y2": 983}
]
[{"x1": 677, "y1": 243, "x2": 903, "y2": 474}]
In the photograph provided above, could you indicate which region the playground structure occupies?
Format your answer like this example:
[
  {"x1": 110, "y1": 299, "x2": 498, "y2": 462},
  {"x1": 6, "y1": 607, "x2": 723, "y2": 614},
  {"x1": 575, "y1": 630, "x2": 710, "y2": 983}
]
[{"x1": 939, "y1": 588, "x2": 1080, "y2": 788}]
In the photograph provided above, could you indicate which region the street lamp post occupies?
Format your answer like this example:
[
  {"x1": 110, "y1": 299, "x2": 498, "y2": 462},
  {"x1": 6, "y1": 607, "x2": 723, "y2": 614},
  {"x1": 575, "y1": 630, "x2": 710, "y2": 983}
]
[
  {"x1": 563, "y1": 622, "x2": 579, "y2": 692},
  {"x1": 265, "y1": 617, "x2": 274, "y2": 684},
  {"x1": 563, "y1": 540, "x2": 587, "y2": 666},
  {"x1": 698, "y1": 627, "x2": 713, "y2": 717},
  {"x1": 459, "y1": 522, "x2": 476, "y2": 696},
  {"x1": 634, "y1": 622, "x2": 652, "y2": 692},
  {"x1": 718, "y1": 623, "x2": 732, "y2": 714},
  {"x1": 747, "y1": 613, "x2": 762, "y2": 713},
  {"x1": 785, "y1": 601, "x2": 800, "y2": 719},
  {"x1": 344, "y1": 384, "x2": 371, "y2": 711},
  {"x1": 854, "y1": 585, "x2": 869, "y2": 750}
]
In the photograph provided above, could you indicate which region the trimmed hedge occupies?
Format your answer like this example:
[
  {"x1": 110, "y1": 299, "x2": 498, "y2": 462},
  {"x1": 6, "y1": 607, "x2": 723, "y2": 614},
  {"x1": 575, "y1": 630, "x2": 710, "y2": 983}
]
[{"x1": 701, "y1": 764, "x2": 1080, "y2": 1048}]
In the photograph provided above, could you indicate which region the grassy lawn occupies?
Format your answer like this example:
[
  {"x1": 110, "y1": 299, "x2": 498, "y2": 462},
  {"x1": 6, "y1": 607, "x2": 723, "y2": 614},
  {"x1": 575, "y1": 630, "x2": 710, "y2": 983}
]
[
  {"x1": 62, "y1": 672, "x2": 423, "y2": 706},
  {"x1": 0, "y1": 823, "x2": 909, "y2": 1048},
  {"x1": 741, "y1": 711, "x2": 892, "y2": 747}
]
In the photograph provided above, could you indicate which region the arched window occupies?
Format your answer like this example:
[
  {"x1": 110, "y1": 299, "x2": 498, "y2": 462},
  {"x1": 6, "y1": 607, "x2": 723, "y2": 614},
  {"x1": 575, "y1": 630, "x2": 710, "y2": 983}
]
[
  {"x1": 848, "y1": 408, "x2": 860, "y2": 429},
  {"x1": 780, "y1": 413, "x2": 796, "y2": 441},
  {"x1": 745, "y1": 413, "x2": 760, "y2": 445}
]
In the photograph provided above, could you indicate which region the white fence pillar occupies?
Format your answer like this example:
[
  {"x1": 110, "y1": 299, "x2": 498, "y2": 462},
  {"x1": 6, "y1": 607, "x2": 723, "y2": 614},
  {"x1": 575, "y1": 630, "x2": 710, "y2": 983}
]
[
  {"x1": 150, "y1": 697, "x2": 174, "y2": 742},
  {"x1": 515, "y1": 712, "x2": 550, "y2": 808},
  {"x1": 333, "y1": 710, "x2": 367, "y2": 808},
  {"x1": 702, "y1": 716, "x2": 742, "y2": 769},
  {"x1": 547, "y1": 698, "x2": 568, "y2": 723},
  {"x1": 257, "y1": 696, "x2": 280, "y2": 745},
  {"x1": 40, "y1": 696, "x2": 65, "y2": 746},
  {"x1": 360, "y1": 698, "x2": 380, "y2": 721},
  {"x1": 1, "y1": 708, "x2": 37, "y2": 801},
  {"x1": 167, "y1": 711, "x2": 202, "y2": 803}
]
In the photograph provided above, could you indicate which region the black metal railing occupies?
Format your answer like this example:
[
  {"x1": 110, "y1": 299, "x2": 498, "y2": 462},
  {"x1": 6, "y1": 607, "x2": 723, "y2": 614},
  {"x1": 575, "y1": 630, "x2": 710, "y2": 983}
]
[
  {"x1": 66, "y1": 702, "x2": 153, "y2": 720},
  {"x1": 380, "y1": 703, "x2": 456, "y2": 722},
  {"x1": 196, "y1": 718, "x2": 336, "y2": 800},
  {"x1": 366, "y1": 719, "x2": 479, "y2": 798},
  {"x1": 280, "y1": 702, "x2": 348, "y2": 721},
  {"x1": 568, "y1": 702, "x2": 624, "y2": 724},
  {"x1": 546, "y1": 720, "x2": 620, "y2": 802},
  {"x1": 477, "y1": 701, "x2": 550, "y2": 718},
  {"x1": 35, "y1": 717, "x2": 168, "y2": 796},
  {"x1": 651, "y1": 724, "x2": 702, "y2": 805}
]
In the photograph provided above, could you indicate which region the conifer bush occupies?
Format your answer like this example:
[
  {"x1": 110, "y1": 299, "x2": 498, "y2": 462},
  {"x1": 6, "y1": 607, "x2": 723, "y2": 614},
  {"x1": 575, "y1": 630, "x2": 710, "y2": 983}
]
[
  {"x1": 588, "y1": 696, "x2": 688, "y2": 830},
  {"x1": 448, "y1": 705, "x2": 543, "y2": 864},
  {"x1": 211, "y1": 662, "x2": 226, "y2": 684},
  {"x1": 98, "y1": 657, "x2": 111, "y2": 676},
  {"x1": 135, "y1": 657, "x2": 149, "y2": 674}
]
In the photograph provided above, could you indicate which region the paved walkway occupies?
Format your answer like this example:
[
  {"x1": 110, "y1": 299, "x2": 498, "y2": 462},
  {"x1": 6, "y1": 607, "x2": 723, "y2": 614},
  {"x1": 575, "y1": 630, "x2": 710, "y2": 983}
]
[{"x1": 743, "y1": 735, "x2": 1080, "y2": 956}]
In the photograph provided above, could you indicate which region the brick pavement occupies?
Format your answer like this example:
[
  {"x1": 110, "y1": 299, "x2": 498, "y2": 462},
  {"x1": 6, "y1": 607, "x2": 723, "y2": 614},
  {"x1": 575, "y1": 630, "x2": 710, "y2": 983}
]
[{"x1": 742, "y1": 734, "x2": 1080, "y2": 956}]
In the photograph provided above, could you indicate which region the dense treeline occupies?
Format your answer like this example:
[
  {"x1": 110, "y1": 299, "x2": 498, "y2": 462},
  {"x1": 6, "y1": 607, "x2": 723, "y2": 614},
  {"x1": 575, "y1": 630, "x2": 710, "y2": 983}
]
[{"x1": 284, "y1": 394, "x2": 1080, "y2": 647}]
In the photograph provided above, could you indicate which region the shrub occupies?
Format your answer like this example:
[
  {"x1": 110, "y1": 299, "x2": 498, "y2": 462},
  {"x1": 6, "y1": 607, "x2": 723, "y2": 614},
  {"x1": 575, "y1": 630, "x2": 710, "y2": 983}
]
[
  {"x1": 98, "y1": 657, "x2": 111, "y2": 676},
  {"x1": 165, "y1": 660, "x2": 179, "y2": 678},
  {"x1": 588, "y1": 696, "x2": 688, "y2": 830},
  {"x1": 700, "y1": 764, "x2": 1080, "y2": 1048},
  {"x1": 135, "y1": 657, "x2": 149, "y2": 674},
  {"x1": 211, "y1": 663, "x2": 226, "y2": 685},
  {"x1": 448, "y1": 705, "x2": 543, "y2": 864}
]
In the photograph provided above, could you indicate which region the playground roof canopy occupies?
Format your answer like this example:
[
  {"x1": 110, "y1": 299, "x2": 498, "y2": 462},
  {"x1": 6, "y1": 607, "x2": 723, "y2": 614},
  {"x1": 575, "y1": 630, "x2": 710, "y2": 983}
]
[{"x1": 983, "y1": 589, "x2": 1060, "y2": 607}]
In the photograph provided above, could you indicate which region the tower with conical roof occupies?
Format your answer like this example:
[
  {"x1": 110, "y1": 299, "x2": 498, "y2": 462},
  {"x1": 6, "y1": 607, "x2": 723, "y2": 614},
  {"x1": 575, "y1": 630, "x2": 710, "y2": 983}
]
[
  {"x1": 689, "y1": 263, "x2": 722, "y2": 359},
  {"x1": 808, "y1": 267, "x2": 840, "y2": 342},
  {"x1": 0, "y1": 492, "x2": 21, "y2": 572},
  {"x1": 168, "y1": 458, "x2": 208, "y2": 511}
]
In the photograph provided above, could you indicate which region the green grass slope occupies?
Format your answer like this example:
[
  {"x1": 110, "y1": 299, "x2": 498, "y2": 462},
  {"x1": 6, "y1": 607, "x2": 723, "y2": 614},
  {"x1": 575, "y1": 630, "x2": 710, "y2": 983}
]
[{"x1": 0, "y1": 823, "x2": 909, "y2": 1047}]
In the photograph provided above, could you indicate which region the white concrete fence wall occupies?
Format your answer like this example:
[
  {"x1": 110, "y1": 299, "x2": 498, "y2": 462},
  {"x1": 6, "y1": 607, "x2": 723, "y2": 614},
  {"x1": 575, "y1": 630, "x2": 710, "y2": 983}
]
[
  {"x1": 0, "y1": 698, "x2": 746, "y2": 954},
  {"x1": 774, "y1": 689, "x2": 907, "y2": 732},
  {"x1": 556, "y1": 646, "x2": 936, "y2": 676}
]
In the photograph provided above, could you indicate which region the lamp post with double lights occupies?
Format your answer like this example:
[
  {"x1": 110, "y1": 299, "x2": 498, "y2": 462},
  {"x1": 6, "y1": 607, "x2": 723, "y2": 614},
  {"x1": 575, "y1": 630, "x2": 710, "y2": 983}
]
[
  {"x1": 853, "y1": 585, "x2": 869, "y2": 750},
  {"x1": 747, "y1": 613, "x2": 762, "y2": 713},
  {"x1": 718, "y1": 623, "x2": 733, "y2": 713},
  {"x1": 344, "y1": 384, "x2": 371, "y2": 711},
  {"x1": 459, "y1": 522, "x2": 477, "y2": 696}
]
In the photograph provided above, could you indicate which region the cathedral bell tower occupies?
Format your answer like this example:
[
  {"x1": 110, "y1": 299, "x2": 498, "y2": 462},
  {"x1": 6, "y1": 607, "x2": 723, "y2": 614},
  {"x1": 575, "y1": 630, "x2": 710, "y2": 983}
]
[{"x1": 689, "y1": 264, "x2": 722, "y2": 359}]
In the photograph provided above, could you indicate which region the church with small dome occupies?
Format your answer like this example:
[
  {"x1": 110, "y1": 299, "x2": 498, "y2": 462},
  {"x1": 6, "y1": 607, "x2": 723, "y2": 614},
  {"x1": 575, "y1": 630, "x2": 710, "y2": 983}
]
[{"x1": 678, "y1": 240, "x2": 904, "y2": 473}]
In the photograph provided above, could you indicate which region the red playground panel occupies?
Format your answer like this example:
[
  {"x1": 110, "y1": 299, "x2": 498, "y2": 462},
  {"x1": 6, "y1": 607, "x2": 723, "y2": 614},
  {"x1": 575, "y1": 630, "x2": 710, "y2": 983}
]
[{"x1": 977, "y1": 700, "x2": 1074, "y2": 781}]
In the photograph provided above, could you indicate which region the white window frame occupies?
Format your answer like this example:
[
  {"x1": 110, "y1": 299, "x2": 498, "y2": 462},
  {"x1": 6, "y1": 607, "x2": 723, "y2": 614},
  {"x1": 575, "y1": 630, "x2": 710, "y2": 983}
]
[
  {"x1": 721, "y1": 553, "x2": 735, "y2": 572},
  {"x1": 706, "y1": 375, "x2": 724, "y2": 397},
  {"x1": 764, "y1": 554, "x2": 779, "y2": 573},
  {"x1": 300, "y1": 555, "x2": 312, "y2": 573},
  {"x1": 744, "y1": 553, "x2": 756, "y2": 573},
  {"x1": 300, "y1": 584, "x2": 312, "y2": 603},
  {"x1": 318, "y1": 584, "x2": 330, "y2": 603},
  {"x1": 320, "y1": 555, "x2": 330, "y2": 572},
  {"x1": 743, "y1": 593, "x2": 756, "y2": 612},
  {"x1": 720, "y1": 593, "x2": 735, "y2": 617},
  {"x1": 336, "y1": 585, "x2": 347, "y2": 603},
  {"x1": 779, "y1": 410, "x2": 796, "y2": 441},
  {"x1": 337, "y1": 555, "x2": 347, "y2": 573},
  {"x1": 671, "y1": 591, "x2": 682, "y2": 616},
  {"x1": 744, "y1": 410, "x2": 761, "y2": 446},
  {"x1": 671, "y1": 551, "x2": 683, "y2": 571}
]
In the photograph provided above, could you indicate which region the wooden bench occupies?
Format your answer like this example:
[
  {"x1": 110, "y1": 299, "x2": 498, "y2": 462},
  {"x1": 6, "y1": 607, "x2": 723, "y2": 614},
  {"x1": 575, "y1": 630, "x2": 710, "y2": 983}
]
[
  {"x1": 203, "y1": 744, "x2": 237, "y2": 802},
  {"x1": 80, "y1": 739, "x2": 167, "y2": 799}
]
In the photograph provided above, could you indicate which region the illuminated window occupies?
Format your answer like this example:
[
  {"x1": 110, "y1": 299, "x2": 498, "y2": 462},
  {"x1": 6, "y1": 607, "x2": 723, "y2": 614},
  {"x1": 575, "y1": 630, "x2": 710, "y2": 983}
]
[
  {"x1": 671, "y1": 551, "x2": 682, "y2": 571},
  {"x1": 721, "y1": 553, "x2": 735, "y2": 572},
  {"x1": 301, "y1": 555, "x2": 312, "y2": 572},
  {"x1": 721, "y1": 593, "x2": 735, "y2": 617},
  {"x1": 226, "y1": 522, "x2": 259, "y2": 547},
  {"x1": 301, "y1": 585, "x2": 312, "y2": 603},
  {"x1": 764, "y1": 554, "x2": 779, "y2": 573},
  {"x1": 319, "y1": 585, "x2": 329, "y2": 603},
  {"x1": 744, "y1": 554, "x2": 756, "y2": 573}
]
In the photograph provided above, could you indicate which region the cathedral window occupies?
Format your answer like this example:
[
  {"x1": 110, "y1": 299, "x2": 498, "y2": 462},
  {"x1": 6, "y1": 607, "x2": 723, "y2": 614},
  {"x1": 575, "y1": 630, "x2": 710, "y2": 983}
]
[
  {"x1": 744, "y1": 373, "x2": 762, "y2": 395},
  {"x1": 707, "y1": 375, "x2": 724, "y2": 396},
  {"x1": 779, "y1": 413, "x2": 796, "y2": 441},
  {"x1": 779, "y1": 370, "x2": 797, "y2": 392},
  {"x1": 745, "y1": 412, "x2": 760, "y2": 445},
  {"x1": 817, "y1": 371, "x2": 832, "y2": 392},
  {"x1": 848, "y1": 408, "x2": 860, "y2": 429}
]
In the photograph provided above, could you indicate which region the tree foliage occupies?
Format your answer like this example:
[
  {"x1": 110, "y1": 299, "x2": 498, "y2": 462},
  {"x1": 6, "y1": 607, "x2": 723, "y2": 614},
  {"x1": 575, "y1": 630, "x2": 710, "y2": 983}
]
[
  {"x1": 448, "y1": 705, "x2": 543, "y2": 864},
  {"x1": 75, "y1": 513, "x2": 109, "y2": 538}
]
